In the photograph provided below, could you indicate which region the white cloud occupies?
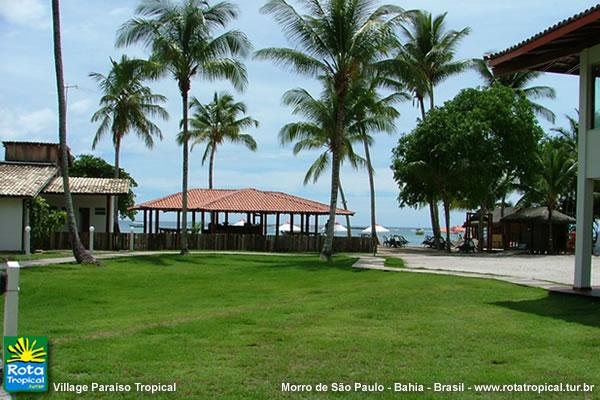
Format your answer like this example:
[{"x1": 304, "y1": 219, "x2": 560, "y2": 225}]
[
  {"x1": 70, "y1": 99, "x2": 93, "y2": 115},
  {"x1": 0, "y1": 107, "x2": 56, "y2": 140},
  {"x1": 0, "y1": 0, "x2": 48, "y2": 28},
  {"x1": 108, "y1": 7, "x2": 130, "y2": 17}
]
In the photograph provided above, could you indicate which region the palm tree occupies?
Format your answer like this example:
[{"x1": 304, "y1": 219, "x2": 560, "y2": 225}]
[
  {"x1": 117, "y1": 0, "x2": 251, "y2": 254},
  {"x1": 256, "y1": 0, "x2": 402, "y2": 259},
  {"x1": 518, "y1": 142, "x2": 576, "y2": 254},
  {"x1": 472, "y1": 58, "x2": 556, "y2": 123},
  {"x1": 90, "y1": 55, "x2": 169, "y2": 234},
  {"x1": 279, "y1": 87, "x2": 368, "y2": 237},
  {"x1": 181, "y1": 92, "x2": 258, "y2": 189},
  {"x1": 389, "y1": 9, "x2": 470, "y2": 248},
  {"x1": 51, "y1": 0, "x2": 95, "y2": 264}
]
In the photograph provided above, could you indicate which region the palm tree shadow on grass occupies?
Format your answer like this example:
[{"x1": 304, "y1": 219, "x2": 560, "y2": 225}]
[{"x1": 492, "y1": 292, "x2": 600, "y2": 328}]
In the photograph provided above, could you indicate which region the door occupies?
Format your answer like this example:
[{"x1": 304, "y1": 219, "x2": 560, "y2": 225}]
[{"x1": 79, "y1": 208, "x2": 90, "y2": 233}]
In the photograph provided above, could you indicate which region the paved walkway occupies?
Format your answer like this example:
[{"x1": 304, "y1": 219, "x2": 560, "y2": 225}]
[{"x1": 356, "y1": 248, "x2": 600, "y2": 297}]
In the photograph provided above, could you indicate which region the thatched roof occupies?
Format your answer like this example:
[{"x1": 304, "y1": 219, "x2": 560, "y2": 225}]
[{"x1": 501, "y1": 207, "x2": 575, "y2": 224}]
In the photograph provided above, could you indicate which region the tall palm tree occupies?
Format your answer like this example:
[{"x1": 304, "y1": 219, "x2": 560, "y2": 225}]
[
  {"x1": 472, "y1": 58, "x2": 556, "y2": 123},
  {"x1": 279, "y1": 87, "x2": 368, "y2": 236},
  {"x1": 117, "y1": 0, "x2": 251, "y2": 254},
  {"x1": 388, "y1": 9, "x2": 470, "y2": 247},
  {"x1": 518, "y1": 142, "x2": 576, "y2": 254},
  {"x1": 256, "y1": 0, "x2": 402, "y2": 260},
  {"x1": 181, "y1": 92, "x2": 258, "y2": 189},
  {"x1": 51, "y1": 0, "x2": 95, "y2": 264},
  {"x1": 90, "y1": 55, "x2": 168, "y2": 234}
]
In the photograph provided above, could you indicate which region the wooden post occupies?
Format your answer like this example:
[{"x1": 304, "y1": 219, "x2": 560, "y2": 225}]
[
  {"x1": 155, "y1": 210, "x2": 160, "y2": 234},
  {"x1": 192, "y1": 211, "x2": 196, "y2": 229},
  {"x1": 275, "y1": 213, "x2": 280, "y2": 237},
  {"x1": 300, "y1": 214, "x2": 304, "y2": 234},
  {"x1": 263, "y1": 213, "x2": 268, "y2": 235},
  {"x1": 201, "y1": 211, "x2": 205, "y2": 232},
  {"x1": 290, "y1": 213, "x2": 294, "y2": 233},
  {"x1": 314, "y1": 215, "x2": 319, "y2": 235},
  {"x1": 149, "y1": 209, "x2": 153, "y2": 234},
  {"x1": 143, "y1": 209, "x2": 147, "y2": 234},
  {"x1": 225, "y1": 212, "x2": 229, "y2": 225},
  {"x1": 177, "y1": 211, "x2": 181, "y2": 232},
  {"x1": 247, "y1": 212, "x2": 251, "y2": 224}
]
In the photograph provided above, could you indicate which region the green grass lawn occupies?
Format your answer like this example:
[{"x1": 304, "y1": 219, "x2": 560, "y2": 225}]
[
  {"x1": 0, "y1": 250, "x2": 75, "y2": 262},
  {"x1": 5, "y1": 254, "x2": 600, "y2": 399}
]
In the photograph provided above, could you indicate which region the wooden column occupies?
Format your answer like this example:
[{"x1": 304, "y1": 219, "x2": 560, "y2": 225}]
[
  {"x1": 263, "y1": 213, "x2": 268, "y2": 235},
  {"x1": 275, "y1": 213, "x2": 280, "y2": 237},
  {"x1": 314, "y1": 215, "x2": 319, "y2": 235},
  {"x1": 225, "y1": 212, "x2": 229, "y2": 225},
  {"x1": 290, "y1": 213, "x2": 294, "y2": 233},
  {"x1": 148, "y1": 209, "x2": 153, "y2": 234},
  {"x1": 201, "y1": 211, "x2": 205, "y2": 232},
  {"x1": 246, "y1": 212, "x2": 251, "y2": 224},
  {"x1": 300, "y1": 214, "x2": 304, "y2": 234},
  {"x1": 155, "y1": 210, "x2": 160, "y2": 234},
  {"x1": 192, "y1": 211, "x2": 196, "y2": 229},
  {"x1": 177, "y1": 211, "x2": 181, "y2": 232},
  {"x1": 143, "y1": 210, "x2": 147, "y2": 234}
]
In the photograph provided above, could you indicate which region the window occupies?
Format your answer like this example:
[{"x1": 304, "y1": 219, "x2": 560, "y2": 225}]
[{"x1": 95, "y1": 208, "x2": 106, "y2": 216}]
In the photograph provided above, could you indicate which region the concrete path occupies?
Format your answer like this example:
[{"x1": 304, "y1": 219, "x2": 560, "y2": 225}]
[{"x1": 356, "y1": 249, "x2": 600, "y2": 297}]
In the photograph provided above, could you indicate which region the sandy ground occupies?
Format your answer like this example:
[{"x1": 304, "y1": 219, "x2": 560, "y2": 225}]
[{"x1": 380, "y1": 248, "x2": 600, "y2": 286}]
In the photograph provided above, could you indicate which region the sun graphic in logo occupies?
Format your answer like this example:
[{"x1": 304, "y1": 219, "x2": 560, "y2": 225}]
[{"x1": 7, "y1": 337, "x2": 47, "y2": 363}]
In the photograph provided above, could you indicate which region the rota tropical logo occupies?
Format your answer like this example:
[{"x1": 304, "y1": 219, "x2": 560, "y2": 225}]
[{"x1": 3, "y1": 336, "x2": 48, "y2": 393}]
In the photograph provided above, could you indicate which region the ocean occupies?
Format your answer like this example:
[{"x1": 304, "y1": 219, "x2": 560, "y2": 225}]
[{"x1": 119, "y1": 221, "x2": 461, "y2": 247}]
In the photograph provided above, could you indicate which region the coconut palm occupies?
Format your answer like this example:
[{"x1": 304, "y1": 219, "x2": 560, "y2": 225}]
[
  {"x1": 518, "y1": 142, "x2": 576, "y2": 253},
  {"x1": 90, "y1": 55, "x2": 168, "y2": 234},
  {"x1": 472, "y1": 58, "x2": 556, "y2": 123},
  {"x1": 256, "y1": 0, "x2": 402, "y2": 259},
  {"x1": 180, "y1": 92, "x2": 258, "y2": 189},
  {"x1": 51, "y1": 0, "x2": 95, "y2": 264},
  {"x1": 279, "y1": 87, "x2": 368, "y2": 236},
  {"x1": 117, "y1": 0, "x2": 251, "y2": 254},
  {"x1": 389, "y1": 9, "x2": 470, "y2": 247}
]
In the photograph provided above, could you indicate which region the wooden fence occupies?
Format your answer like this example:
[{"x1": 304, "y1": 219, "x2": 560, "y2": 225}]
[{"x1": 44, "y1": 232, "x2": 373, "y2": 253}]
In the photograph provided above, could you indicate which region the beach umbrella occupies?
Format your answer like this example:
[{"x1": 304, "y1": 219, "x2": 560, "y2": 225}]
[
  {"x1": 361, "y1": 224, "x2": 390, "y2": 234},
  {"x1": 279, "y1": 222, "x2": 301, "y2": 233},
  {"x1": 233, "y1": 219, "x2": 246, "y2": 227},
  {"x1": 322, "y1": 222, "x2": 348, "y2": 233}
]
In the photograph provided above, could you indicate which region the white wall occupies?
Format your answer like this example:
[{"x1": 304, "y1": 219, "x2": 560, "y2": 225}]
[
  {"x1": 43, "y1": 194, "x2": 110, "y2": 233},
  {"x1": 0, "y1": 198, "x2": 23, "y2": 251}
]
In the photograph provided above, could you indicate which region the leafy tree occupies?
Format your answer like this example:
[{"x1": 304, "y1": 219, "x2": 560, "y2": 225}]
[
  {"x1": 71, "y1": 155, "x2": 139, "y2": 221},
  {"x1": 117, "y1": 0, "x2": 251, "y2": 254},
  {"x1": 518, "y1": 141, "x2": 576, "y2": 253},
  {"x1": 90, "y1": 55, "x2": 168, "y2": 231},
  {"x1": 256, "y1": 0, "x2": 402, "y2": 260},
  {"x1": 51, "y1": 0, "x2": 95, "y2": 264},
  {"x1": 179, "y1": 92, "x2": 258, "y2": 189},
  {"x1": 30, "y1": 197, "x2": 67, "y2": 250},
  {"x1": 472, "y1": 58, "x2": 556, "y2": 123},
  {"x1": 385, "y1": 9, "x2": 470, "y2": 246}
]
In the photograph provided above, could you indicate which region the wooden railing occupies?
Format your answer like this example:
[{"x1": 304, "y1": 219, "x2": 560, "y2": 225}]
[{"x1": 43, "y1": 232, "x2": 373, "y2": 253}]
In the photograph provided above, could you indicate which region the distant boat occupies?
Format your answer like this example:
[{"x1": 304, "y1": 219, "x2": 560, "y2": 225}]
[{"x1": 415, "y1": 228, "x2": 425, "y2": 236}]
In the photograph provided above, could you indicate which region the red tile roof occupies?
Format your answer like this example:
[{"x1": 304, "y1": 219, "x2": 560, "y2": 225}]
[{"x1": 134, "y1": 188, "x2": 354, "y2": 215}]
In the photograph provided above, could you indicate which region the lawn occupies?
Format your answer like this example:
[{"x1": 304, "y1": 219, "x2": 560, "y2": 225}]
[{"x1": 5, "y1": 254, "x2": 600, "y2": 399}]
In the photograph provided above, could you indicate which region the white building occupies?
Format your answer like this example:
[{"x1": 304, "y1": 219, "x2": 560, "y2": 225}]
[{"x1": 0, "y1": 142, "x2": 129, "y2": 252}]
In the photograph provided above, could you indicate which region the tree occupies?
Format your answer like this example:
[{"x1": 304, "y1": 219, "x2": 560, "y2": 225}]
[
  {"x1": 90, "y1": 55, "x2": 168, "y2": 232},
  {"x1": 70, "y1": 155, "x2": 139, "y2": 220},
  {"x1": 518, "y1": 141, "x2": 576, "y2": 253},
  {"x1": 256, "y1": 0, "x2": 402, "y2": 260},
  {"x1": 30, "y1": 197, "x2": 67, "y2": 250},
  {"x1": 51, "y1": 0, "x2": 95, "y2": 264},
  {"x1": 279, "y1": 86, "x2": 368, "y2": 236},
  {"x1": 180, "y1": 92, "x2": 258, "y2": 189},
  {"x1": 386, "y1": 9, "x2": 470, "y2": 247},
  {"x1": 472, "y1": 58, "x2": 556, "y2": 123},
  {"x1": 117, "y1": 0, "x2": 251, "y2": 254}
]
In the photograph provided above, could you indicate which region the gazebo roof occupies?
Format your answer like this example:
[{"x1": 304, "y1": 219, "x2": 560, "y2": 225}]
[
  {"x1": 501, "y1": 207, "x2": 576, "y2": 224},
  {"x1": 133, "y1": 188, "x2": 354, "y2": 215},
  {"x1": 486, "y1": 4, "x2": 600, "y2": 75}
]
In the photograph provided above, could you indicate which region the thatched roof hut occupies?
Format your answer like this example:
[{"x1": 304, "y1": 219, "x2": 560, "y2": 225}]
[{"x1": 501, "y1": 207, "x2": 575, "y2": 224}]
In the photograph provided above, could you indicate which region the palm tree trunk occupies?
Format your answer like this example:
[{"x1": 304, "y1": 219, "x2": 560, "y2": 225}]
[
  {"x1": 548, "y1": 206, "x2": 554, "y2": 254},
  {"x1": 443, "y1": 197, "x2": 451, "y2": 253},
  {"x1": 180, "y1": 87, "x2": 190, "y2": 255},
  {"x1": 363, "y1": 136, "x2": 377, "y2": 255},
  {"x1": 51, "y1": 0, "x2": 95, "y2": 264},
  {"x1": 338, "y1": 180, "x2": 352, "y2": 239},
  {"x1": 478, "y1": 204, "x2": 486, "y2": 252},
  {"x1": 322, "y1": 79, "x2": 347, "y2": 260},
  {"x1": 208, "y1": 145, "x2": 216, "y2": 190},
  {"x1": 112, "y1": 136, "x2": 121, "y2": 236}
]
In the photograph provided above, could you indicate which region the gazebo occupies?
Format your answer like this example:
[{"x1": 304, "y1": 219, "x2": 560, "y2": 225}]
[
  {"x1": 133, "y1": 188, "x2": 353, "y2": 237},
  {"x1": 486, "y1": 5, "x2": 600, "y2": 289}
]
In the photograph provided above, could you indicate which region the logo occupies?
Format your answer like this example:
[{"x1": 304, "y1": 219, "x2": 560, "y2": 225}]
[{"x1": 3, "y1": 336, "x2": 48, "y2": 393}]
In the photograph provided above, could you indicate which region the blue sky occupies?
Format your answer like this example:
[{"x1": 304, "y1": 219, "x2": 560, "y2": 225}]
[{"x1": 0, "y1": 0, "x2": 595, "y2": 227}]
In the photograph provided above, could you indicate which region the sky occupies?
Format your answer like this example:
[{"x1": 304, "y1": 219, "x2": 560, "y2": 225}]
[{"x1": 0, "y1": 0, "x2": 595, "y2": 227}]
